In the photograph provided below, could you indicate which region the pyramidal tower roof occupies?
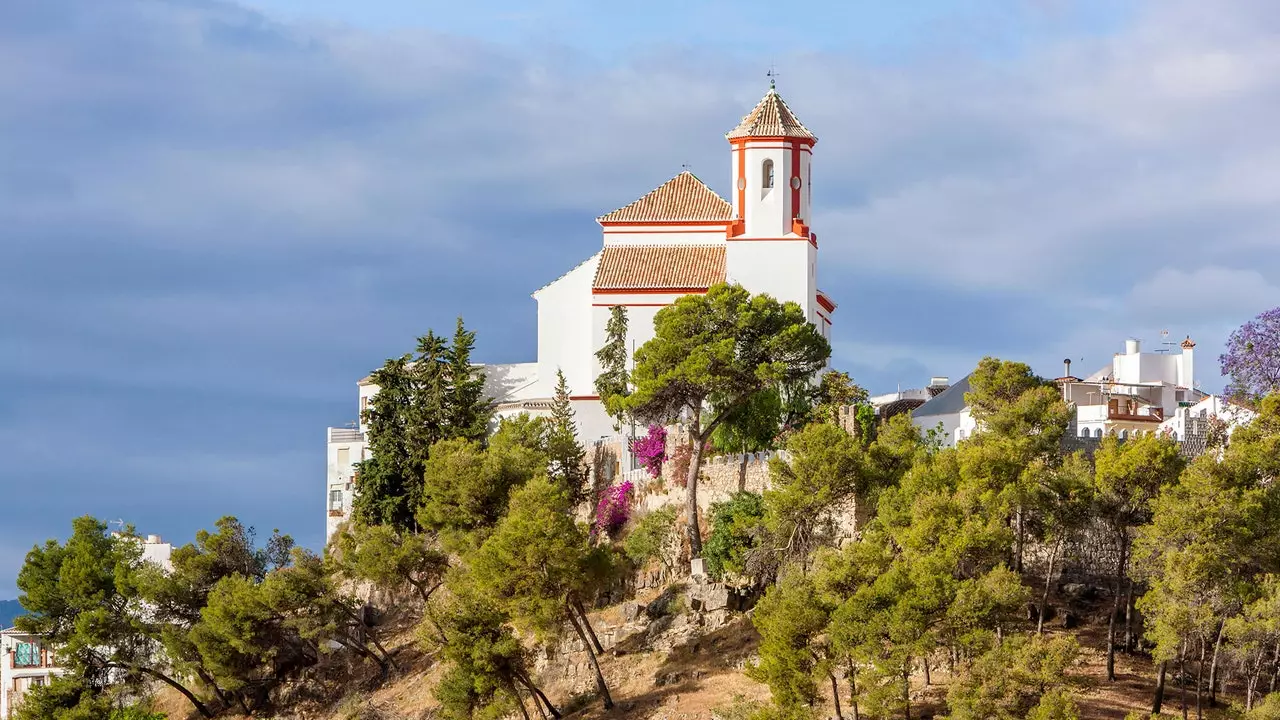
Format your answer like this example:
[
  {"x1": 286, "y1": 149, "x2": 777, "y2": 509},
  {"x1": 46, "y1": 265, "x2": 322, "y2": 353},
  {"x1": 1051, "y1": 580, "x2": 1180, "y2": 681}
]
[{"x1": 726, "y1": 86, "x2": 816, "y2": 142}]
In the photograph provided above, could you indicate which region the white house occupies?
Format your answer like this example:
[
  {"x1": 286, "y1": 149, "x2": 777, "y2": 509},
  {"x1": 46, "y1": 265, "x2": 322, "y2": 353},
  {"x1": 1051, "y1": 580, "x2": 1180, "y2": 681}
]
[
  {"x1": 1, "y1": 628, "x2": 63, "y2": 718},
  {"x1": 911, "y1": 336, "x2": 1252, "y2": 449},
  {"x1": 325, "y1": 84, "x2": 837, "y2": 541}
]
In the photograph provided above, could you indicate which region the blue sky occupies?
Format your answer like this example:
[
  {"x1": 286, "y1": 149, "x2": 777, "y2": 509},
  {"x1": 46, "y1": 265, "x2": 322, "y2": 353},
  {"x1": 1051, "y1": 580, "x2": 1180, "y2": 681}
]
[{"x1": 3, "y1": 0, "x2": 1279, "y2": 598}]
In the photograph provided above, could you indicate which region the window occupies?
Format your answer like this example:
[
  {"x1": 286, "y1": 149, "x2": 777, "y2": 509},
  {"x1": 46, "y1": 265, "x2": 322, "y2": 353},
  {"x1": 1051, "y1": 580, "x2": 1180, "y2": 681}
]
[
  {"x1": 1094, "y1": 428, "x2": 1103, "y2": 438},
  {"x1": 14, "y1": 642, "x2": 38, "y2": 667},
  {"x1": 1079, "y1": 427, "x2": 1089, "y2": 438},
  {"x1": 762, "y1": 159, "x2": 774, "y2": 189},
  {"x1": 329, "y1": 489, "x2": 343, "y2": 512},
  {"x1": 337, "y1": 447, "x2": 350, "y2": 467}
]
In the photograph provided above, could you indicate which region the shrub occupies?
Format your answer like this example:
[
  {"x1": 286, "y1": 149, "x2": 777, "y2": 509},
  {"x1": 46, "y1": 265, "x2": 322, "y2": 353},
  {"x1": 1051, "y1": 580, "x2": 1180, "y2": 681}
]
[
  {"x1": 702, "y1": 492, "x2": 766, "y2": 580},
  {"x1": 623, "y1": 507, "x2": 677, "y2": 570},
  {"x1": 630, "y1": 425, "x2": 668, "y2": 479},
  {"x1": 594, "y1": 481, "x2": 633, "y2": 538}
]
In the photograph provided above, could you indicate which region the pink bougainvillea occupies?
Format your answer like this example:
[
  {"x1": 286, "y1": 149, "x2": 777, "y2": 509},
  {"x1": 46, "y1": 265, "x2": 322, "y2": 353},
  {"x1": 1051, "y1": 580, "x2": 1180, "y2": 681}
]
[
  {"x1": 594, "y1": 481, "x2": 633, "y2": 537},
  {"x1": 630, "y1": 424, "x2": 668, "y2": 479}
]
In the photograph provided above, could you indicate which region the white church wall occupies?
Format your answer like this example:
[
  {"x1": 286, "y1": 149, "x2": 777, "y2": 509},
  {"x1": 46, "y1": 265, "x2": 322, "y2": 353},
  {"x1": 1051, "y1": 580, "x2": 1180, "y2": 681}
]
[
  {"x1": 535, "y1": 254, "x2": 601, "y2": 397},
  {"x1": 726, "y1": 239, "x2": 813, "y2": 314}
]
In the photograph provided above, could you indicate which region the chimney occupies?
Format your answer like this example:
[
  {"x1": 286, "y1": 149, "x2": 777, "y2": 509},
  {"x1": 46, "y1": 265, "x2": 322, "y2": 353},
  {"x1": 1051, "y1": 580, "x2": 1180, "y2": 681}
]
[
  {"x1": 929, "y1": 376, "x2": 950, "y2": 388},
  {"x1": 146, "y1": 534, "x2": 161, "y2": 544},
  {"x1": 1179, "y1": 336, "x2": 1196, "y2": 389},
  {"x1": 1063, "y1": 358, "x2": 1072, "y2": 378},
  {"x1": 1125, "y1": 338, "x2": 1141, "y2": 355}
]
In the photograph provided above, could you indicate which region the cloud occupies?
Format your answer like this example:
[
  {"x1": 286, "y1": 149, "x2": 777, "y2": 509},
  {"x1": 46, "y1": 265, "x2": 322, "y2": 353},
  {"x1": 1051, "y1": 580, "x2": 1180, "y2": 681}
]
[{"x1": 4, "y1": 0, "x2": 1280, "y2": 594}]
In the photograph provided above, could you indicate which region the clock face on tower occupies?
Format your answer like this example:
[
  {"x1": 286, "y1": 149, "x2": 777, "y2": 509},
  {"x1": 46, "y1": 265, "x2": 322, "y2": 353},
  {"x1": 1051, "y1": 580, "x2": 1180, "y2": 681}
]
[{"x1": 791, "y1": 176, "x2": 802, "y2": 190}]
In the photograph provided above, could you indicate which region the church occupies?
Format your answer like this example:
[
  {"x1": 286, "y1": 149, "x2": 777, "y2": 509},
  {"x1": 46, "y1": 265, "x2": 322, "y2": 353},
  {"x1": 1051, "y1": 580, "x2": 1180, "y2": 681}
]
[
  {"x1": 326, "y1": 85, "x2": 836, "y2": 539},
  {"x1": 483, "y1": 84, "x2": 836, "y2": 442}
]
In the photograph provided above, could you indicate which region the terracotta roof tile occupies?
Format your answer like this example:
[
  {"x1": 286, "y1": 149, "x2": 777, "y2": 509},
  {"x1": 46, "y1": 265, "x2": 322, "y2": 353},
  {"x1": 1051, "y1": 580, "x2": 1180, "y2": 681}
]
[
  {"x1": 726, "y1": 88, "x2": 816, "y2": 141},
  {"x1": 597, "y1": 171, "x2": 732, "y2": 224},
  {"x1": 593, "y1": 245, "x2": 725, "y2": 291}
]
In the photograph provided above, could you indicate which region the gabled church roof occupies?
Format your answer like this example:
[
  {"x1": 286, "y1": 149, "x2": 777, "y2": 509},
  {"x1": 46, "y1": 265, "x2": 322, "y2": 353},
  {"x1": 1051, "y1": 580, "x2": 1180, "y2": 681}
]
[
  {"x1": 726, "y1": 87, "x2": 816, "y2": 141},
  {"x1": 596, "y1": 171, "x2": 733, "y2": 224},
  {"x1": 593, "y1": 245, "x2": 726, "y2": 291}
]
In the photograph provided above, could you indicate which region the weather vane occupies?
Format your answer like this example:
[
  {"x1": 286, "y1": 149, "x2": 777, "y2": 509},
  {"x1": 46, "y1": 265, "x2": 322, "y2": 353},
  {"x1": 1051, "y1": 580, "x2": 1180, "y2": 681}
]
[{"x1": 767, "y1": 64, "x2": 779, "y2": 89}]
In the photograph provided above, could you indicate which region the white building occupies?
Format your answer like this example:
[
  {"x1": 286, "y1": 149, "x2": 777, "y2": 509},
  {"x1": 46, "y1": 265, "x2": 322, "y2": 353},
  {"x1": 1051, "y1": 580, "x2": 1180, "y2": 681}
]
[
  {"x1": 1, "y1": 628, "x2": 63, "y2": 718},
  {"x1": 911, "y1": 336, "x2": 1250, "y2": 449},
  {"x1": 325, "y1": 85, "x2": 837, "y2": 541}
]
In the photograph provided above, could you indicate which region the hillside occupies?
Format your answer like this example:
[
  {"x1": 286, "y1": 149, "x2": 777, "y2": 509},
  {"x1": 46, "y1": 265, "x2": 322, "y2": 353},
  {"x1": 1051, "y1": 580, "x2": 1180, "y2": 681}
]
[
  {"x1": 0, "y1": 598, "x2": 23, "y2": 628},
  {"x1": 154, "y1": 580, "x2": 1245, "y2": 720}
]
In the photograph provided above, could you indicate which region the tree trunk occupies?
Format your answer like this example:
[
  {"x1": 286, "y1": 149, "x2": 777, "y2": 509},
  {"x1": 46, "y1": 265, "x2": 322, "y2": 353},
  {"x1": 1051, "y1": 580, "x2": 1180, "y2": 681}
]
[
  {"x1": 1196, "y1": 636, "x2": 1205, "y2": 720},
  {"x1": 1039, "y1": 539, "x2": 1060, "y2": 635},
  {"x1": 1180, "y1": 641, "x2": 1188, "y2": 720},
  {"x1": 830, "y1": 672, "x2": 844, "y2": 720},
  {"x1": 847, "y1": 662, "x2": 861, "y2": 720},
  {"x1": 1153, "y1": 661, "x2": 1167, "y2": 715},
  {"x1": 1107, "y1": 532, "x2": 1128, "y2": 682},
  {"x1": 902, "y1": 665, "x2": 911, "y2": 720},
  {"x1": 1269, "y1": 641, "x2": 1280, "y2": 694},
  {"x1": 509, "y1": 680, "x2": 532, "y2": 720},
  {"x1": 1208, "y1": 619, "x2": 1225, "y2": 707},
  {"x1": 567, "y1": 608, "x2": 613, "y2": 709},
  {"x1": 133, "y1": 666, "x2": 214, "y2": 719},
  {"x1": 923, "y1": 656, "x2": 931, "y2": 686},
  {"x1": 517, "y1": 671, "x2": 561, "y2": 720},
  {"x1": 738, "y1": 454, "x2": 747, "y2": 492},
  {"x1": 1124, "y1": 577, "x2": 1137, "y2": 652},
  {"x1": 572, "y1": 598, "x2": 604, "y2": 654},
  {"x1": 1015, "y1": 505, "x2": 1025, "y2": 573},
  {"x1": 686, "y1": 413, "x2": 706, "y2": 559}
]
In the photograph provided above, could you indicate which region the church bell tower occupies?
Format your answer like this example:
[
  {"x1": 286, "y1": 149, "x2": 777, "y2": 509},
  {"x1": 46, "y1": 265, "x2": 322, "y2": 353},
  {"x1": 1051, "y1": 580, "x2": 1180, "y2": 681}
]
[
  {"x1": 726, "y1": 80, "x2": 816, "y2": 239},
  {"x1": 724, "y1": 82, "x2": 831, "y2": 337}
]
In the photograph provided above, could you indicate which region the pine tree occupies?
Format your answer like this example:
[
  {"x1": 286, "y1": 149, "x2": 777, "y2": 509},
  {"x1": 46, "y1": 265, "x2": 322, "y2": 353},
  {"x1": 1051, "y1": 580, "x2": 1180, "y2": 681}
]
[
  {"x1": 446, "y1": 317, "x2": 492, "y2": 442},
  {"x1": 547, "y1": 369, "x2": 588, "y2": 503},
  {"x1": 594, "y1": 305, "x2": 631, "y2": 430}
]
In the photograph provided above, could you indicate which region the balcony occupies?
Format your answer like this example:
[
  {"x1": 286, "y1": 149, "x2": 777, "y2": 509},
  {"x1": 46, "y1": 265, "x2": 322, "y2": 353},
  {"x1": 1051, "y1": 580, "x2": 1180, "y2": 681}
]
[
  {"x1": 1108, "y1": 400, "x2": 1163, "y2": 423},
  {"x1": 328, "y1": 427, "x2": 364, "y2": 443}
]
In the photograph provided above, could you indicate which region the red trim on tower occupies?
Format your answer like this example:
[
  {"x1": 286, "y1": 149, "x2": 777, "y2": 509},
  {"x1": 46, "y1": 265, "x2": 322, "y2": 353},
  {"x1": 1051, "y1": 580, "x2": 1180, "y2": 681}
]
[
  {"x1": 732, "y1": 146, "x2": 746, "y2": 237},
  {"x1": 790, "y1": 140, "x2": 802, "y2": 221},
  {"x1": 791, "y1": 218, "x2": 809, "y2": 237},
  {"x1": 569, "y1": 395, "x2": 600, "y2": 401},
  {"x1": 729, "y1": 136, "x2": 816, "y2": 148},
  {"x1": 816, "y1": 294, "x2": 836, "y2": 313}
]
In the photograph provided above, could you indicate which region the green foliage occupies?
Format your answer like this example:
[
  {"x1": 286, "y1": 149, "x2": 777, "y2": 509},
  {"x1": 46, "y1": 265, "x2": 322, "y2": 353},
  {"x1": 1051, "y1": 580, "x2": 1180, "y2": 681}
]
[
  {"x1": 1245, "y1": 693, "x2": 1280, "y2": 719},
  {"x1": 12, "y1": 676, "x2": 109, "y2": 720},
  {"x1": 748, "y1": 572, "x2": 832, "y2": 712},
  {"x1": 417, "y1": 436, "x2": 545, "y2": 551},
  {"x1": 711, "y1": 388, "x2": 784, "y2": 454},
  {"x1": 623, "y1": 507, "x2": 677, "y2": 571},
  {"x1": 425, "y1": 590, "x2": 536, "y2": 720},
  {"x1": 547, "y1": 370, "x2": 589, "y2": 503},
  {"x1": 626, "y1": 283, "x2": 831, "y2": 552},
  {"x1": 761, "y1": 423, "x2": 867, "y2": 574},
  {"x1": 16, "y1": 517, "x2": 175, "y2": 698},
  {"x1": 943, "y1": 635, "x2": 1079, "y2": 720},
  {"x1": 331, "y1": 523, "x2": 448, "y2": 603},
  {"x1": 594, "y1": 305, "x2": 631, "y2": 428},
  {"x1": 468, "y1": 474, "x2": 596, "y2": 636},
  {"x1": 702, "y1": 492, "x2": 766, "y2": 580},
  {"x1": 353, "y1": 319, "x2": 493, "y2": 530}
]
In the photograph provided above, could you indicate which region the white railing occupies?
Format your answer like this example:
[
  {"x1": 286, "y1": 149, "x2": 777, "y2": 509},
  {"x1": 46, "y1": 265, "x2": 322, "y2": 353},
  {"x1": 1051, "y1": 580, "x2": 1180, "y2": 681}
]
[{"x1": 328, "y1": 427, "x2": 364, "y2": 443}]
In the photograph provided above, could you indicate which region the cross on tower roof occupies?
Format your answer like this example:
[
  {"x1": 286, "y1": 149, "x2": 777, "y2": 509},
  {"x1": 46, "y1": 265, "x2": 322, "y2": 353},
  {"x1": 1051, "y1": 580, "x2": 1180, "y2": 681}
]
[{"x1": 767, "y1": 65, "x2": 779, "y2": 89}]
